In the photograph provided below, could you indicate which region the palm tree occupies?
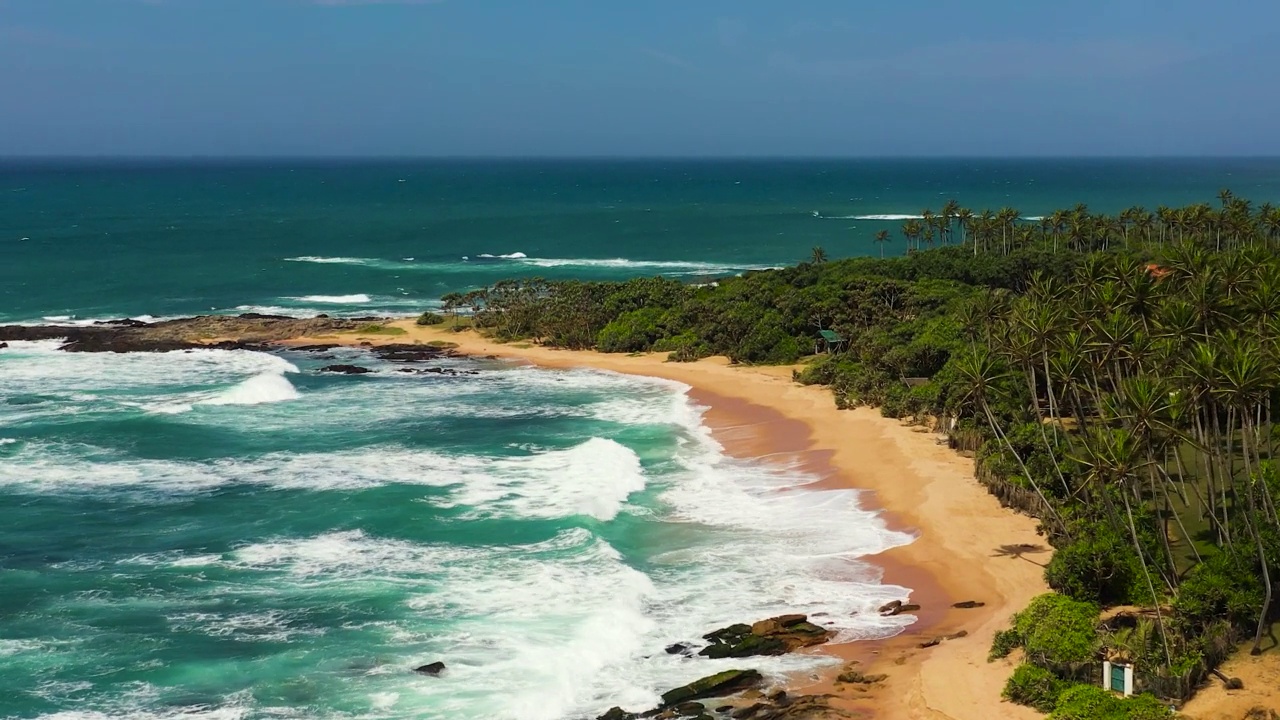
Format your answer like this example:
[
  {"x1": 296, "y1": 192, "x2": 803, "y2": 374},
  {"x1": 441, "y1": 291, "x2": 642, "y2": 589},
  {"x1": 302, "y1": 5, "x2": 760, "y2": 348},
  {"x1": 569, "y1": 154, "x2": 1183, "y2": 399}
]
[
  {"x1": 874, "y1": 229, "x2": 891, "y2": 258},
  {"x1": 954, "y1": 344, "x2": 1068, "y2": 534},
  {"x1": 810, "y1": 246, "x2": 829, "y2": 264},
  {"x1": 956, "y1": 207, "x2": 975, "y2": 252},
  {"x1": 901, "y1": 219, "x2": 922, "y2": 252}
]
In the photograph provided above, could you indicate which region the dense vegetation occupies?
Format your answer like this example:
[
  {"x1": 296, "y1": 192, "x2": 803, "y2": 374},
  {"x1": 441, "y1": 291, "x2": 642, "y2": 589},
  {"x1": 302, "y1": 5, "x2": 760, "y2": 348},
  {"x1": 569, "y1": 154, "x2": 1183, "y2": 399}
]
[{"x1": 451, "y1": 193, "x2": 1280, "y2": 716}]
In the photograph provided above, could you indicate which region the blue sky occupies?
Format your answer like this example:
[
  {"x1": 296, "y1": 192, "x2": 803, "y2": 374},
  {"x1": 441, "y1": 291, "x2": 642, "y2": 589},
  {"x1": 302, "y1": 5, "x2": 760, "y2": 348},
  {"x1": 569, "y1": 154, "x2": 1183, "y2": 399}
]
[{"x1": 2, "y1": 0, "x2": 1278, "y2": 156}]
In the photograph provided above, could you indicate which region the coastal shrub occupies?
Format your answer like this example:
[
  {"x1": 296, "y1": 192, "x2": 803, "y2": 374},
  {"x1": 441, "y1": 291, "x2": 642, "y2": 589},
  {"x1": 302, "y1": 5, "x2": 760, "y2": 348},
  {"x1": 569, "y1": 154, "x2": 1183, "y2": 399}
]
[
  {"x1": 727, "y1": 311, "x2": 802, "y2": 364},
  {"x1": 879, "y1": 383, "x2": 910, "y2": 419},
  {"x1": 416, "y1": 311, "x2": 445, "y2": 326},
  {"x1": 1015, "y1": 593, "x2": 1100, "y2": 668},
  {"x1": 654, "y1": 331, "x2": 711, "y2": 363},
  {"x1": 1049, "y1": 685, "x2": 1171, "y2": 720},
  {"x1": 989, "y1": 627, "x2": 1021, "y2": 661},
  {"x1": 1045, "y1": 522, "x2": 1144, "y2": 605},
  {"x1": 596, "y1": 308, "x2": 665, "y2": 353},
  {"x1": 1002, "y1": 663, "x2": 1065, "y2": 712},
  {"x1": 1173, "y1": 553, "x2": 1263, "y2": 632}
]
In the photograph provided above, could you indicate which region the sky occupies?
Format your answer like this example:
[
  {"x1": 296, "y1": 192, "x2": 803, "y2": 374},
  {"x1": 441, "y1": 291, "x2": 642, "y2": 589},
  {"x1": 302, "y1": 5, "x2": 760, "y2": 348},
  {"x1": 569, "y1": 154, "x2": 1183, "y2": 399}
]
[{"x1": 2, "y1": 0, "x2": 1279, "y2": 157}]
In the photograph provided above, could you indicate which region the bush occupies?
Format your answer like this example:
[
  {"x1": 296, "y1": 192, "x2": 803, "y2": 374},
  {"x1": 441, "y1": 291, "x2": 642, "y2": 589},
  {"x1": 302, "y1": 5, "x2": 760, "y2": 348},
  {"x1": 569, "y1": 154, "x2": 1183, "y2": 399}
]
[
  {"x1": 728, "y1": 311, "x2": 801, "y2": 364},
  {"x1": 989, "y1": 627, "x2": 1021, "y2": 661},
  {"x1": 1015, "y1": 593, "x2": 1100, "y2": 668},
  {"x1": 654, "y1": 331, "x2": 711, "y2": 363},
  {"x1": 1050, "y1": 685, "x2": 1171, "y2": 720},
  {"x1": 1045, "y1": 521, "x2": 1145, "y2": 605},
  {"x1": 416, "y1": 311, "x2": 445, "y2": 326},
  {"x1": 1003, "y1": 663, "x2": 1064, "y2": 712},
  {"x1": 1173, "y1": 553, "x2": 1264, "y2": 632},
  {"x1": 596, "y1": 308, "x2": 665, "y2": 353}
]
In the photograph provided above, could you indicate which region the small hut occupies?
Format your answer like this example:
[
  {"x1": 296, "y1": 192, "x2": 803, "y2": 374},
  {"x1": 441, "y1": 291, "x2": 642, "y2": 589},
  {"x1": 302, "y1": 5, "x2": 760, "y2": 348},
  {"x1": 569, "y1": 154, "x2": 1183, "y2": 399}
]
[{"x1": 816, "y1": 329, "x2": 847, "y2": 354}]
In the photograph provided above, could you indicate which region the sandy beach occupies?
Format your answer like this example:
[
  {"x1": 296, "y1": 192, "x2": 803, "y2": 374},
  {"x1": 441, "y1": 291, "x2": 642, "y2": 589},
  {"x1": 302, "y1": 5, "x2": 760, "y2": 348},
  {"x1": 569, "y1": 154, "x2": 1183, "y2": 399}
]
[{"x1": 278, "y1": 319, "x2": 1052, "y2": 719}]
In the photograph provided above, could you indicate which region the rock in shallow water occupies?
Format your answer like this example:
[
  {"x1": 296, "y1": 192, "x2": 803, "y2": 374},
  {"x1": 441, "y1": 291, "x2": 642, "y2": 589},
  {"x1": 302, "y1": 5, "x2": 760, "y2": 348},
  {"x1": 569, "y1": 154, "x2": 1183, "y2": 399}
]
[
  {"x1": 320, "y1": 364, "x2": 373, "y2": 375},
  {"x1": 413, "y1": 661, "x2": 446, "y2": 676},
  {"x1": 698, "y1": 615, "x2": 831, "y2": 659}
]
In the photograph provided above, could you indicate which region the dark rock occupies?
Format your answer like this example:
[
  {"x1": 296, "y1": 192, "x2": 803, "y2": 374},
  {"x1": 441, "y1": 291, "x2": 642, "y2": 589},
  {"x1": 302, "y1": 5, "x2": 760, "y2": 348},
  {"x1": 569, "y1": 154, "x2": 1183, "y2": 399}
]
[
  {"x1": 0, "y1": 342, "x2": 7, "y2": 349},
  {"x1": 897, "y1": 604, "x2": 921, "y2": 613},
  {"x1": 945, "y1": 630, "x2": 969, "y2": 640},
  {"x1": 1225, "y1": 676, "x2": 1244, "y2": 690},
  {"x1": 766, "y1": 690, "x2": 787, "y2": 703},
  {"x1": 672, "y1": 701, "x2": 705, "y2": 716},
  {"x1": 368, "y1": 344, "x2": 458, "y2": 363},
  {"x1": 660, "y1": 669, "x2": 762, "y2": 706},
  {"x1": 291, "y1": 344, "x2": 341, "y2": 352},
  {"x1": 952, "y1": 600, "x2": 985, "y2": 609},
  {"x1": 597, "y1": 707, "x2": 634, "y2": 720},
  {"x1": 699, "y1": 615, "x2": 831, "y2": 659},
  {"x1": 413, "y1": 661, "x2": 446, "y2": 676},
  {"x1": 320, "y1": 364, "x2": 374, "y2": 375},
  {"x1": 836, "y1": 669, "x2": 887, "y2": 684},
  {"x1": 715, "y1": 706, "x2": 732, "y2": 714},
  {"x1": 731, "y1": 703, "x2": 768, "y2": 719},
  {"x1": 877, "y1": 600, "x2": 902, "y2": 614},
  {"x1": 237, "y1": 312, "x2": 294, "y2": 320},
  {"x1": 919, "y1": 637, "x2": 941, "y2": 648},
  {"x1": 94, "y1": 317, "x2": 153, "y2": 328},
  {"x1": 665, "y1": 643, "x2": 690, "y2": 655}
]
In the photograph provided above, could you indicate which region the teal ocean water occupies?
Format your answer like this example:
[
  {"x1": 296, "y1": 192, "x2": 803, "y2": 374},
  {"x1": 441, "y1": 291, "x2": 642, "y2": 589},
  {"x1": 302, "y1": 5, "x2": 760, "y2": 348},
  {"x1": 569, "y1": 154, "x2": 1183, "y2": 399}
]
[
  {"x1": 4, "y1": 159, "x2": 1280, "y2": 323},
  {"x1": 3, "y1": 159, "x2": 1280, "y2": 719}
]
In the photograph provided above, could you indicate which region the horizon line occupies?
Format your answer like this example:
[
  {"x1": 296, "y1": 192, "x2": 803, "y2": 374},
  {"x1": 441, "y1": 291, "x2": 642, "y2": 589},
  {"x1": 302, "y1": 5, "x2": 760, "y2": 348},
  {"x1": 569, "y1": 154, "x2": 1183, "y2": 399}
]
[{"x1": 4, "y1": 154, "x2": 1280, "y2": 163}]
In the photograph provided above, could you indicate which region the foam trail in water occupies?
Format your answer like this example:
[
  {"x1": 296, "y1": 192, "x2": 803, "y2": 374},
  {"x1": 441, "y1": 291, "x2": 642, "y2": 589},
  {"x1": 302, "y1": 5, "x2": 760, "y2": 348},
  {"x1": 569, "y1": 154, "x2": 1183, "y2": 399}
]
[
  {"x1": 283, "y1": 256, "x2": 372, "y2": 265},
  {"x1": 287, "y1": 294, "x2": 372, "y2": 304}
]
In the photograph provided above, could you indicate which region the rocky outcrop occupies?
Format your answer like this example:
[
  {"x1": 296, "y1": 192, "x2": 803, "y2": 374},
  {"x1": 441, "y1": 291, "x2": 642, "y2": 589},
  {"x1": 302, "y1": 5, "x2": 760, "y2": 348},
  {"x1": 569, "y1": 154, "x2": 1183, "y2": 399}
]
[
  {"x1": 660, "y1": 669, "x2": 763, "y2": 706},
  {"x1": 952, "y1": 600, "x2": 985, "y2": 609},
  {"x1": 320, "y1": 364, "x2": 374, "y2": 375},
  {"x1": 729, "y1": 693, "x2": 858, "y2": 720},
  {"x1": 395, "y1": 367, "x2": 480, "y2": 377},
  {"x1": 698, "y1": 615, "x2": 831, "y2": 659},
  {"x1": 0, "y1": 315, "x2": 369, "y2": 353},
  {"x1": 877, "y1": 600, "x2": 920, "y2": 616},
  {"x1": 369, "y1": 344, "x2": 460, "y2": 363}
]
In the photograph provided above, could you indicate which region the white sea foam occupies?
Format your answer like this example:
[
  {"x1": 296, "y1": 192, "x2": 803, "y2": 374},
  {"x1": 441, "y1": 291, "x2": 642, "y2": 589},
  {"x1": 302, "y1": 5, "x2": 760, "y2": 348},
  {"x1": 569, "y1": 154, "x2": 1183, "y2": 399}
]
[
  {"x1": 286, "y1": 294, "x2": 372, "y2": 304},
  {"x1": 197, "y1": 372, "x2": 300, "y2": 407},
  {"x1": 5, "y1": 350, "x2": 917, "y2": 720},
  {"x1": 283, "y1": 256, "x2": 371, "y2": 265},
  {"x1": 278, "y1": 254, "x2": 776, "y2": 277}
]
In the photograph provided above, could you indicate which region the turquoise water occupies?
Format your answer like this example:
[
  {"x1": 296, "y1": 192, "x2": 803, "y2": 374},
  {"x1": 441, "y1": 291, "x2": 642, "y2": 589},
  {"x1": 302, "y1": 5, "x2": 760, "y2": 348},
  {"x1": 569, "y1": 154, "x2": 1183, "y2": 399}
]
[
  {"x1": 4, "y1": 159, "x2": 1280, "y2": 323},
  {"x1": 4, "y1": 159, "x2": 1280, "y2": 719},
  {"x1": 0, "y1": 340, "x2": 913, "y2": 720}
]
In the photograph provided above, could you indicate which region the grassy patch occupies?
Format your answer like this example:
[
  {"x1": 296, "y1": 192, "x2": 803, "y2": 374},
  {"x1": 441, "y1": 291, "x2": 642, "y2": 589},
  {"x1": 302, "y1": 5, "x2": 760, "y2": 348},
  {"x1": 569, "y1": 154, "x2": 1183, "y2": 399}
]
[{"x1": 353, "y1": 324, "x2": 407, "y2": 337}]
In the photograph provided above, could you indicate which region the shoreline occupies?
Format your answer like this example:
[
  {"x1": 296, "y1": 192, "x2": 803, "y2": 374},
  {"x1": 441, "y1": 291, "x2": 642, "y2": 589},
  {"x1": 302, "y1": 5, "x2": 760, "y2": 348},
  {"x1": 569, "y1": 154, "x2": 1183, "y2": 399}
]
[{"x1": 284, "y1": 320, "x2": 1051, "y2": 719}]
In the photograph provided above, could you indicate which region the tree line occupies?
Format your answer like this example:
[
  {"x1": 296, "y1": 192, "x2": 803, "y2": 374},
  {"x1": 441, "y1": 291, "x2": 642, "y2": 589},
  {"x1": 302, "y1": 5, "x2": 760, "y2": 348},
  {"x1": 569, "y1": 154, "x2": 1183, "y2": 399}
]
[{"x1": 438, "y1": 192, "x2": 1280, "y2": 718}]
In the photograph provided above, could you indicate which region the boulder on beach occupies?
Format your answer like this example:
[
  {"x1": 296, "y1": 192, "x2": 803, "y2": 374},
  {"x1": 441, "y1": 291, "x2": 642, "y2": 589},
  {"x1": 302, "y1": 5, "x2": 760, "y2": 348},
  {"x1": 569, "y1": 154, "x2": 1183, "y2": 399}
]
[
  {"x1": 698, "y1": 615, "x2": 830, "y2": 659},
  {"x1": 660, "y1": 669, "x2": 763, "y2": 706}
]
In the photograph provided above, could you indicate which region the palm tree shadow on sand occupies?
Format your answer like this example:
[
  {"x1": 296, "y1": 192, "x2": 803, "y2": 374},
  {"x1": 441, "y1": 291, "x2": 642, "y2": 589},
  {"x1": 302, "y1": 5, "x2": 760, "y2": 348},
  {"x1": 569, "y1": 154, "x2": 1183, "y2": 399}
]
[{"x1": 992, "y1": 543, "x2": 1051, "y2": 567}]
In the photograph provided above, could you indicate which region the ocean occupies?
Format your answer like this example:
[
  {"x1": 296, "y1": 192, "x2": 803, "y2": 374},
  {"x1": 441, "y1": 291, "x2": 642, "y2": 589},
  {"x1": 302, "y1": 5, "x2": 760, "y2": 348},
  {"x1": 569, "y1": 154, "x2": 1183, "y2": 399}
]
[
  {"x1": 3, "y1": 159, "x2": 1280, "y2": 719},
  {"x1": 4, "y1": 158, "x2": 1280, "y2": 324}
]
